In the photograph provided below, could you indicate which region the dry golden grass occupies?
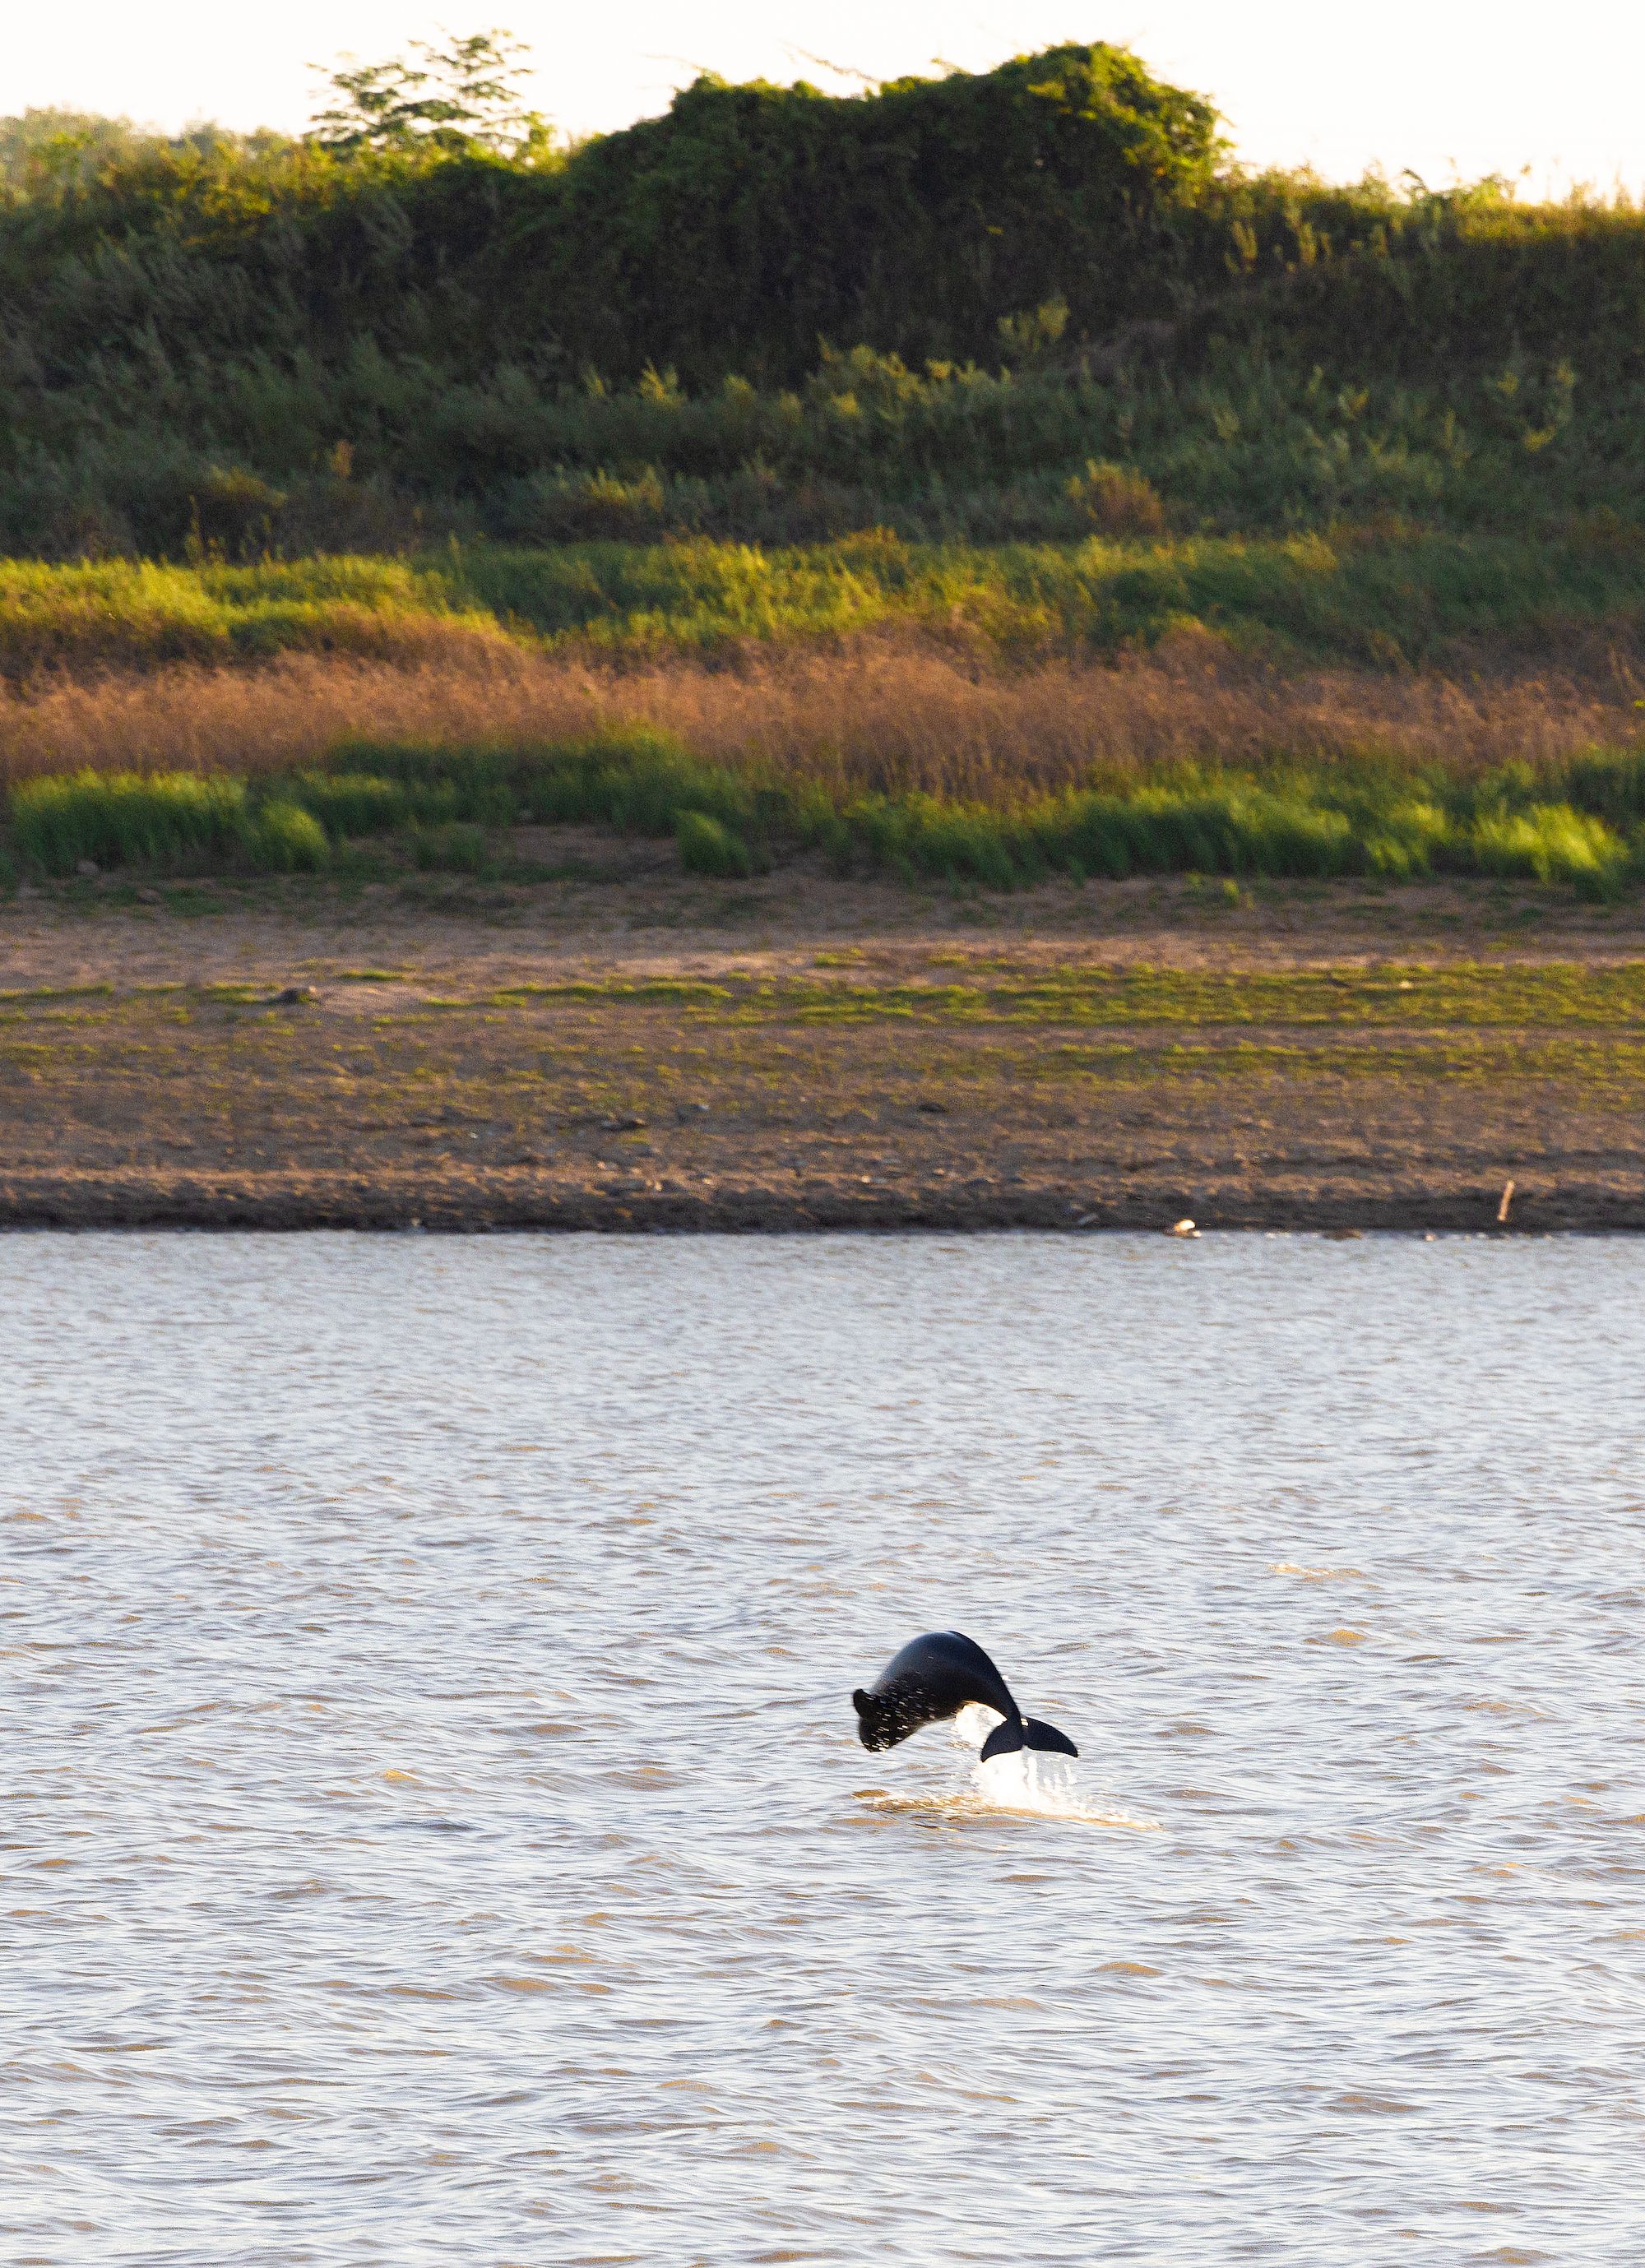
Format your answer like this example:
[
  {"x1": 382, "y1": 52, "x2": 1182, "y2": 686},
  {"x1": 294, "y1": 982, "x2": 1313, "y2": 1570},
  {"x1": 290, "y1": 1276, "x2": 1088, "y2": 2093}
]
[{"x1": 2, "y1": 628, "x2": 1643, "y2": 795}]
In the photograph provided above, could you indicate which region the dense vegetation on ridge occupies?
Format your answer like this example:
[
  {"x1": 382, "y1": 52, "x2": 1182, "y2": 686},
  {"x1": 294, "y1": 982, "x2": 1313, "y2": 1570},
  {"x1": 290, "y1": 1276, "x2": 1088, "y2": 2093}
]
[
  {"x1": 3, "y1": 42, "x2": 1645, "y2": 558},
  {"x1": 4, "y1": 34, "x2": 1645, "y2": 901}
]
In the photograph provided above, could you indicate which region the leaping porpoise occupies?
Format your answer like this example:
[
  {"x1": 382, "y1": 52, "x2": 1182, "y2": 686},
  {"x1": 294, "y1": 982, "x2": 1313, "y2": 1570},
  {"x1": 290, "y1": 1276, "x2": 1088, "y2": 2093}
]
[{"x1": 851, "y1": 1630, "x2": 1078, "y2": 1761}]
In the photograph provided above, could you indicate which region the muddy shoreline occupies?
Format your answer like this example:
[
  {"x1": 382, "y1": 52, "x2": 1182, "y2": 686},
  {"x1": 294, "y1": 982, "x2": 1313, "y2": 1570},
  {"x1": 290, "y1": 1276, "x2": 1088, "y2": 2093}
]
[
  {"x1": 0, "y1": 1174, "x2": 1632, "y2": 1233},
  {"x1": 0, "y1": 1197, "x2": 1633, "y2": 1234},
  {"x1": 3, "y1": 868, "x2": 1643, "y2": 1234}
]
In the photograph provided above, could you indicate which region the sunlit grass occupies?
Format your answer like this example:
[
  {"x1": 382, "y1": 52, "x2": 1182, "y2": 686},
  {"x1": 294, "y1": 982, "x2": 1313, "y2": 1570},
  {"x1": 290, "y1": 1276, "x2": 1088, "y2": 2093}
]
[
  {"x1": 2, "y1": 527, "x2": 1645, "y2": 682},
  {"x1": 9, "y1": 724, "x2": 1645, "y2": 892}
]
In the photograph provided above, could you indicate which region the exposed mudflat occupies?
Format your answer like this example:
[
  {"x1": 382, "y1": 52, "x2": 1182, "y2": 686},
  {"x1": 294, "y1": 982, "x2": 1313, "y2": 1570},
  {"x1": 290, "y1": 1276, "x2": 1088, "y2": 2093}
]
[{"x1": 2, "y1": 865, "x2": 1643, "y2": 1230}]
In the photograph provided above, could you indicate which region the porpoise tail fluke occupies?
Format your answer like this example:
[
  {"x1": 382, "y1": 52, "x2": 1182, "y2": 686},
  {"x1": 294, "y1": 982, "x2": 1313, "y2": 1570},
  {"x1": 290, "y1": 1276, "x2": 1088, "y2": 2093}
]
[{"x1": 980, "y1": 1715, "x2": 1079, "y2": 1762}]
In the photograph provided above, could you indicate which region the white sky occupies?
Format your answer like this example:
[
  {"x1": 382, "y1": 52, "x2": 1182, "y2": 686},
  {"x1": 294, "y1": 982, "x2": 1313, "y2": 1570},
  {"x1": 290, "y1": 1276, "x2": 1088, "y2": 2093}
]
[{"x1": 8, "y1": 2, "x2": 1645, "y2": 196}]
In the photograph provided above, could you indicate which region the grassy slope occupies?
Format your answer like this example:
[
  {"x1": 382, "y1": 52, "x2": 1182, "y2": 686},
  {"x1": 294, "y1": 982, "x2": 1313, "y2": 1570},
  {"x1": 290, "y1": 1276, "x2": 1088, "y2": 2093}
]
[{"x1": 5, "y1": 526, "x2": 1645, "y2": 678}]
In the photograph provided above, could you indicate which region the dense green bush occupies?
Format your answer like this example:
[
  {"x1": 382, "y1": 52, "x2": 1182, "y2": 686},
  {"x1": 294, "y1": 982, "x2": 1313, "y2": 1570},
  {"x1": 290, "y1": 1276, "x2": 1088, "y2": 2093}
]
[
  {"x1": 3, "y1": 46, "x2": 1645, "y2": 557},
  {"x1": 530, "y1": 46, "x2": 1221, "y2": 380},
  {"x1": 246, "y1": 798, "x2": 329, "y2": 871}
]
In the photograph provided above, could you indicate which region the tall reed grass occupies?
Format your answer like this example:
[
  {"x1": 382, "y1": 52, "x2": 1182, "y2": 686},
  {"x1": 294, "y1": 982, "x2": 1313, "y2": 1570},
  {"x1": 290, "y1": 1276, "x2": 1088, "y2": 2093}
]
[{"x1": 1, "y1": 632, "x2": 1640, "y2": 798}]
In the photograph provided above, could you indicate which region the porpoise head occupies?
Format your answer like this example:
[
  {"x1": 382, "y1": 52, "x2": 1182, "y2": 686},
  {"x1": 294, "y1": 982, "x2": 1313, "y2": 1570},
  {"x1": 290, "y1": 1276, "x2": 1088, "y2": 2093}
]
[{"x1": 851, "y1": 1687, "x2": 896, "y2": 1752}]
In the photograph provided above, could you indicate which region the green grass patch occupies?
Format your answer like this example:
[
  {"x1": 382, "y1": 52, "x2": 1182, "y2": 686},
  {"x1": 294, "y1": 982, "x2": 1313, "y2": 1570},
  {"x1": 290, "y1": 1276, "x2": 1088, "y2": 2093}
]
[
  {"x1": 12, "y1": 771, "x2": 248, "y2": 875},
  {"x1": 14, "y1": 724, "x2": 1645, "y2": 893},
  {"x1": 675, "y1": 810, "x2": 755, "y2": 878},
  {"x1": 5, "y1": 524, "x2": 1645, "y2": 678},
  {"x1": 1034, "y1": 1036, "x2": 1645, "y2": 1085},
  {"x1": 292, "y1": 960, "x2": 1645, "y2": 1033},
  {"x1": 282, "y1": 730, "x2": 1645, "y2": 898},
  {"x1": 9, "y1": 770, "x2": 330, "y2": 877},
  {"x1": 524, "y1": 960, "x2": 1645, "y2": 1030},
  {"x1": 486, "y1": 979, "x2": 735, "y2": 1007}
]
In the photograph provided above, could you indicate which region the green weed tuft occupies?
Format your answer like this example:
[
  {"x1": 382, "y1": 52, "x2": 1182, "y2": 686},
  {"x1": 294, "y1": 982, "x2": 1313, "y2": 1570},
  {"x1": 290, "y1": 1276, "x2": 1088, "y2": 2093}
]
[
  {"x1": 246, "y1": 799, "x2": 329, "y2": 872},
  {"x1": 675, "y1": 810, "x2": 755, "y2": 878},
  {"x1": 1469, "y1": 803, "x2": 1625, "y2": 890}
]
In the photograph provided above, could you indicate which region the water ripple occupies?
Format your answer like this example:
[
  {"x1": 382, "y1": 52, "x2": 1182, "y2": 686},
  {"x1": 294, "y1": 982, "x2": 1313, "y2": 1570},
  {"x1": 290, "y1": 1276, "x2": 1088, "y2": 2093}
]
[{"x1": 2, "y1": 1230, "x2": 1643, "y2": 2265}]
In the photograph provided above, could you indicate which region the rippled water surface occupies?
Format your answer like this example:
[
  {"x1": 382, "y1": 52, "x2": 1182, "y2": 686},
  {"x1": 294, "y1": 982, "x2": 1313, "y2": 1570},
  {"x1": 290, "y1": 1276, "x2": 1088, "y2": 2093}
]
[{"x1": 6, "y1": 1232, "x2": 1645, "y2": 2266}]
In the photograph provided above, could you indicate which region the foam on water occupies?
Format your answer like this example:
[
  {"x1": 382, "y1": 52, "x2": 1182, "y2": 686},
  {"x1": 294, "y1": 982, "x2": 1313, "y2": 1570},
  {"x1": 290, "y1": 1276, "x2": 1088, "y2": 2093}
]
[
  {"x1": 848, "y1": 1703, "x2": 1161, "y2": 1827},
  {"x1": 853, "y1": 1780, "x2": 1160, "y2": 1826}
]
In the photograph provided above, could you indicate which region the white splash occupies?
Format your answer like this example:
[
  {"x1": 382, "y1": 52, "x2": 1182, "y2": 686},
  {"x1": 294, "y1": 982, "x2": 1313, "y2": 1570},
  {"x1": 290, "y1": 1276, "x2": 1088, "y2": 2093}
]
[
  {"x1": 952, "y1": 1703, "x2": 1161, "y2": 1827},
  {"x1": 853, "y1": 1710, "x2": 1161, "y2": 1828}
]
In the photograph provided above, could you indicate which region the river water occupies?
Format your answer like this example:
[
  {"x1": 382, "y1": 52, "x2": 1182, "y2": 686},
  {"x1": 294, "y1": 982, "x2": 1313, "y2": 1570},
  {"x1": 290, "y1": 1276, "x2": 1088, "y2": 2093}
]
[{"x1": 5, "y1": 1232, "x2": 1644, "y2": 2266}]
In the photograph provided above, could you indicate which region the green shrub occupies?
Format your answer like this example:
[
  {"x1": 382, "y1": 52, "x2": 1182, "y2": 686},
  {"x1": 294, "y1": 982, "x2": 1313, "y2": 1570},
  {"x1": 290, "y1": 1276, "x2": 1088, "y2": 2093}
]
[
  {"x1": 506, "y1": 466, "x2": 671, "y2": 542},
  {"x1": 280, "y1": 771, "x2": 419, "y2": 835},
  {"x1": 675, "y1": 809, "x2": 755, "y2": 877},
  {"x1": 9, "y1": 47, "x2": 1645, "y2": 558},
  {"x1": 1559, "y1": 747, "x2": 1645, "y2": 827},
  {"x1": 311, "y1": 743, "x2": 515, "y2": 824},
  {"x1": 1365, "y1": 800, "x2": 1452, "y2": 878},
  {"x1": 246, "y1": 799, "x2": 329, "y2": 872},
  {"x1": 511, "y1": 726, "x2": 759, "y2": 835},
  {"x1": 1469, "y1": 803, "x2": 1625, "y2": 887},
  {"x1": 190, "y1": 465, "x2": 289, "y2": 555},
  {"x1": 1066, "y1": 461, "x2": 1170, "y2": 539}
]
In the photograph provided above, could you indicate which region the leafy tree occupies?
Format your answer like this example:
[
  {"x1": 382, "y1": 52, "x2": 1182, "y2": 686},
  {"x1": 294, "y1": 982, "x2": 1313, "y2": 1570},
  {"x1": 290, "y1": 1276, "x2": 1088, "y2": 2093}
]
[{"x1": 308, "y1": 28, "x2": 549, "y2": 155}]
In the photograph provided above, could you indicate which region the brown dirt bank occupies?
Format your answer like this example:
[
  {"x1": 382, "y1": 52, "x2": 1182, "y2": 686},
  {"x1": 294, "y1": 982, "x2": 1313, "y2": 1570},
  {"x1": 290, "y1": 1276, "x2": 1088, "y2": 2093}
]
[{"x1": 2, "y1": 867, "x2": 1643, "y2": 1233}]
